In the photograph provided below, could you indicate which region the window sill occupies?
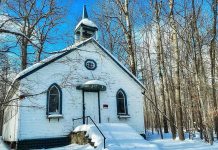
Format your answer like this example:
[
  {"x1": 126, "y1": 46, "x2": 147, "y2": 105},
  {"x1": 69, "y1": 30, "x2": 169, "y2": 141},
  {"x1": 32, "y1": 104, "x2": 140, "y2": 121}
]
[
  {"x1": 117, "y1": 115, "x2": 130, "y2": 119},
  {"x1": 47, "y1": 114, "x2": 63, "y2": 119}
]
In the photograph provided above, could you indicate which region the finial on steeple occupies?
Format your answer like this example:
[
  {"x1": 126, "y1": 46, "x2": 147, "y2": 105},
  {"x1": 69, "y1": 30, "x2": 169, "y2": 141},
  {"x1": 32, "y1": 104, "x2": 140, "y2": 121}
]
[{"x1": 82, "y1": 5, "x2": 88, "y2": 19}]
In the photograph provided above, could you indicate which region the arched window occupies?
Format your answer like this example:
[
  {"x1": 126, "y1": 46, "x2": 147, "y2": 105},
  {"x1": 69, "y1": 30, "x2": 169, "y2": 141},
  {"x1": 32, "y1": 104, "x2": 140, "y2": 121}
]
[
  {"x1": 116, "y1": 89, "x2": 128, "y2": 115},
  {"x1": 47, "y1": 83, "x2": 62, "y2": 115}
]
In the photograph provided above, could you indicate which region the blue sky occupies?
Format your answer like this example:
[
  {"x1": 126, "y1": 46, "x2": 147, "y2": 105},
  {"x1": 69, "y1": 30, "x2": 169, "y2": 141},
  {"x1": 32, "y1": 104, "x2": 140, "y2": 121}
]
[
  {"x1": 47, "y1": 0, "x2": 97, "y2": 52},
  {"x1": 0, "y1": 0, "x2": 98, "y2": 66},
  {"x1": 2, "y1": 0, "x2": 214, "y2": 65}
]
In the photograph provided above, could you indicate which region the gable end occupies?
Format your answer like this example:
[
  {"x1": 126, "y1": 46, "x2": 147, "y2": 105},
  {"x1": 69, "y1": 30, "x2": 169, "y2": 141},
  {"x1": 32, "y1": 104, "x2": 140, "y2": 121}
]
[{"x1": 16, "y1": 38, "x2": 144, "y2": 89}]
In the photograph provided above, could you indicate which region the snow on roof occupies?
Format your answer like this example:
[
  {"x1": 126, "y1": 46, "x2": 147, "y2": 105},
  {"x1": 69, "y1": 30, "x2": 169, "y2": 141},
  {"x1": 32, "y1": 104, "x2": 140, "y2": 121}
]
[
  {"x1": 15, "y1": 38, "x2": 92, "y2": 80},
  {"x1": 74, "y1": 123, "x2": 158, "y2": 150},
  {"x1": 84, "y1": 80, "x2": 106, "y2": 86},
  {"x1": 13, "y1": 37, "x2": 144, "y2": 89},
  {"x1": 15, "y1": 53, "x2": 62, "y2": 80},
  {"x1": 75, "y1": 18, "x2": 98, "y2": 31}
]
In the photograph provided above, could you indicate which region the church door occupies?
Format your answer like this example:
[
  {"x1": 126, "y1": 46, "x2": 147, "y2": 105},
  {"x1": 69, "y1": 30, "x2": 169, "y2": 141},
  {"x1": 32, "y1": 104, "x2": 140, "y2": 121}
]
[{"x1": 84, "y1": 92, "x2": 99, "y2": 123}]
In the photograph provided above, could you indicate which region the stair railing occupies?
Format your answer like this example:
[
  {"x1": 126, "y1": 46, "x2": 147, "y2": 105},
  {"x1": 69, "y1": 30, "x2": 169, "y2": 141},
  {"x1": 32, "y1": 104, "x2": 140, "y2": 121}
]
[{"x1": 72, "y1": 116, "x2": 106, "y2": 149}]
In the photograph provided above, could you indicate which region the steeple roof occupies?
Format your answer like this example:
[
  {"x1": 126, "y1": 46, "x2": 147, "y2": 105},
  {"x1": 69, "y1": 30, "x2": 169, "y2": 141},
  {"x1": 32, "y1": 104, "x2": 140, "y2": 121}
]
[
  {"x1": 75, "y1": 19, "x2": 98, "y2": 31},
  {"x1": 75, "y1": 5, "x2": 98, "y2": 32}
]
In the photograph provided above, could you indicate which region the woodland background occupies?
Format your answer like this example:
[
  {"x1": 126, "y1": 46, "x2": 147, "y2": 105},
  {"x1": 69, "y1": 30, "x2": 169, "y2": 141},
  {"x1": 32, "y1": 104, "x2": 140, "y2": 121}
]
[{"x1": 0, "y1": 0, "x2": 217, "y2": 145}]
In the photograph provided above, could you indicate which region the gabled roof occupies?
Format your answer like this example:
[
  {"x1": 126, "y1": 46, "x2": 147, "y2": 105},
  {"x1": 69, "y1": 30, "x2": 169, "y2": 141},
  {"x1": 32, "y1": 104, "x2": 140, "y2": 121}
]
[{"x1": 15, "y1": 38, "x2": 144, "y2": 89}]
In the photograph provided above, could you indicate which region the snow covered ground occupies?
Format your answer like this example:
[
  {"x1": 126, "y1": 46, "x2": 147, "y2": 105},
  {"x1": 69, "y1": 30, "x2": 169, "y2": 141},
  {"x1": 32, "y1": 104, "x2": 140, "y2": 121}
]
[
  {"x1": 147, "y1": 131, "x2": 218, "y2": 150},
  {"x1": 1, "y1": 124, "x2": 218, "y2": 150},
  {"x1": 48, "y1": 144, "x2": 94, "y2": 150},
  {"x1": 0, "y1": 137, "x2": 9, "y2": 150},
  {"x1": 52, "y1": 124, "x2": 218, "y2": 150}
]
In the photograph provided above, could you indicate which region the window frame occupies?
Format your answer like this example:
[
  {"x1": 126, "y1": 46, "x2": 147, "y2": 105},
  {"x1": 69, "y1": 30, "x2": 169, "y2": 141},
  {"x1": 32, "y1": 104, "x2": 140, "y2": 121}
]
[
  {"x1": 85, "y1": 59, "x2": 97, "y2": 70},
  {"x1": 116, "y1": 89, "x2": 128, "y2": 115},
  {"x1": 47, "y1": 83, "x2": 62, "y2": 116}
]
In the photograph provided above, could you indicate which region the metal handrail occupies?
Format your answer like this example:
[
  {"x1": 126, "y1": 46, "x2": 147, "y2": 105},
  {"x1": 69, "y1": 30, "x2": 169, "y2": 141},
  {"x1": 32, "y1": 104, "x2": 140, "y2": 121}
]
[{"x1": 72, "y1": 116, "x2": 106, "y2": 149}]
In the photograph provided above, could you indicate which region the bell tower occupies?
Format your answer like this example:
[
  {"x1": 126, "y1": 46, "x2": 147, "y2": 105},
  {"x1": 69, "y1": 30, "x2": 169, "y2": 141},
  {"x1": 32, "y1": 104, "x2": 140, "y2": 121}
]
[{"x1": 74, "y1": 5, "x2": 98, "y2": 43}]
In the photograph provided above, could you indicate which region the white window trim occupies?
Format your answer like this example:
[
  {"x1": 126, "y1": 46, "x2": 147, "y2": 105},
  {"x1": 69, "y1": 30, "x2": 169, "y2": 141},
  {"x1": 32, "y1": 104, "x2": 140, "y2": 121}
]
[
  {"x1": 48, "y1": 114, "x2": 63, "y2": 119},
  {"x1": 117, "y1": 89, "x2": 128, "y2": 115},
  {"x1": 48, "y1": 85, "x2": 61, "y2": 115}
]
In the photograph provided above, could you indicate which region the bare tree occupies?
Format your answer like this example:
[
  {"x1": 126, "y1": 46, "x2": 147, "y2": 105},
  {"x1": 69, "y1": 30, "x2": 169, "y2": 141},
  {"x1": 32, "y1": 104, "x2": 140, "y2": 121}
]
[
  {"x1": 209, "y1": 0, "x2": 218, "y2": 139},
  {"x1": 1, "y1": 0, "x2": 64, "y2": 70},
  {"x1": 95, "y1": 0, "x2": 137, "y2": 75},
  {"x1": 34, "y1": 1, "x2": 64, "y2": 62},
  {"x1": 168, "y1": 0, "x2": 185, "y2": 140},
  {"x1": 154, "y1": 0, "x2": 169, "y2": 134},
  {"x1": 0, "y1": 53, "x2": 10, "y2": 135}
]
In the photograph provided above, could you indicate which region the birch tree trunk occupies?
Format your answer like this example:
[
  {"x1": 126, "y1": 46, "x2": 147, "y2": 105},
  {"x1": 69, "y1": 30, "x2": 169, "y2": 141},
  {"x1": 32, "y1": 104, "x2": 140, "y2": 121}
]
[
  {"x1": 124, "y1": 0, "x2": 137, "y2": 75},
  {"x1": 154, "y1": 0, "x2": 168, "y2": 134},
  {"x1": 209, "y1": 0, "x2": 218, "y2": 139},
  {"x1": 191, "y1": 0, "x2": 213, "y2": 144},
  {"x1": 168, "y1": 0, "x2": 185, "y2": 140},
  {"x1": 147, "y1": 42, "x2": 163, "y2": 139}
]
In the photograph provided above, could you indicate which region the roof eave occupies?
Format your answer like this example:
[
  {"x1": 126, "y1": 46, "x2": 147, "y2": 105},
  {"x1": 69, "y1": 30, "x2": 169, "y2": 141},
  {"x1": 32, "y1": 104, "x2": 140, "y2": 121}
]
[
  {"x1": 16, "y1": 38, "x2": 145, "y2": 90},
  {"x1": 16, "y1": 38, "x2": 94, "y2": 81}
]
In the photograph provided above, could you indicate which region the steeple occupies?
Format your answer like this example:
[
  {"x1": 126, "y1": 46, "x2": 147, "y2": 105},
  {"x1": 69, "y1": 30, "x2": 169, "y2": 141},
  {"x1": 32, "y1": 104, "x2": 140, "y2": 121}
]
[
  {"x1": 74, "y1": 5, "x2": 98, "y2": 43},
  {"x1": 82, "y1": 5, "x2": 88, "y2": 19}
]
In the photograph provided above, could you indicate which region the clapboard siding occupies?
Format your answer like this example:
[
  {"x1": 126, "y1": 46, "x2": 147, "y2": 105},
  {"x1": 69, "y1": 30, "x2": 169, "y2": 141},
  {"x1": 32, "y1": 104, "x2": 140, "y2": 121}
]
[{"x1": 3, "y1": 41, "x2": 144, "y2": 144}]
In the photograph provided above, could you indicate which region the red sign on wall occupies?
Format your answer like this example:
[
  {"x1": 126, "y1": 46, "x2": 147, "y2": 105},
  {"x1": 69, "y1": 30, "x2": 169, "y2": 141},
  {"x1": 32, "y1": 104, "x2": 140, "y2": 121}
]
[{"x1": 103, "y1": 104, "x2": 108, "y2": 109}]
